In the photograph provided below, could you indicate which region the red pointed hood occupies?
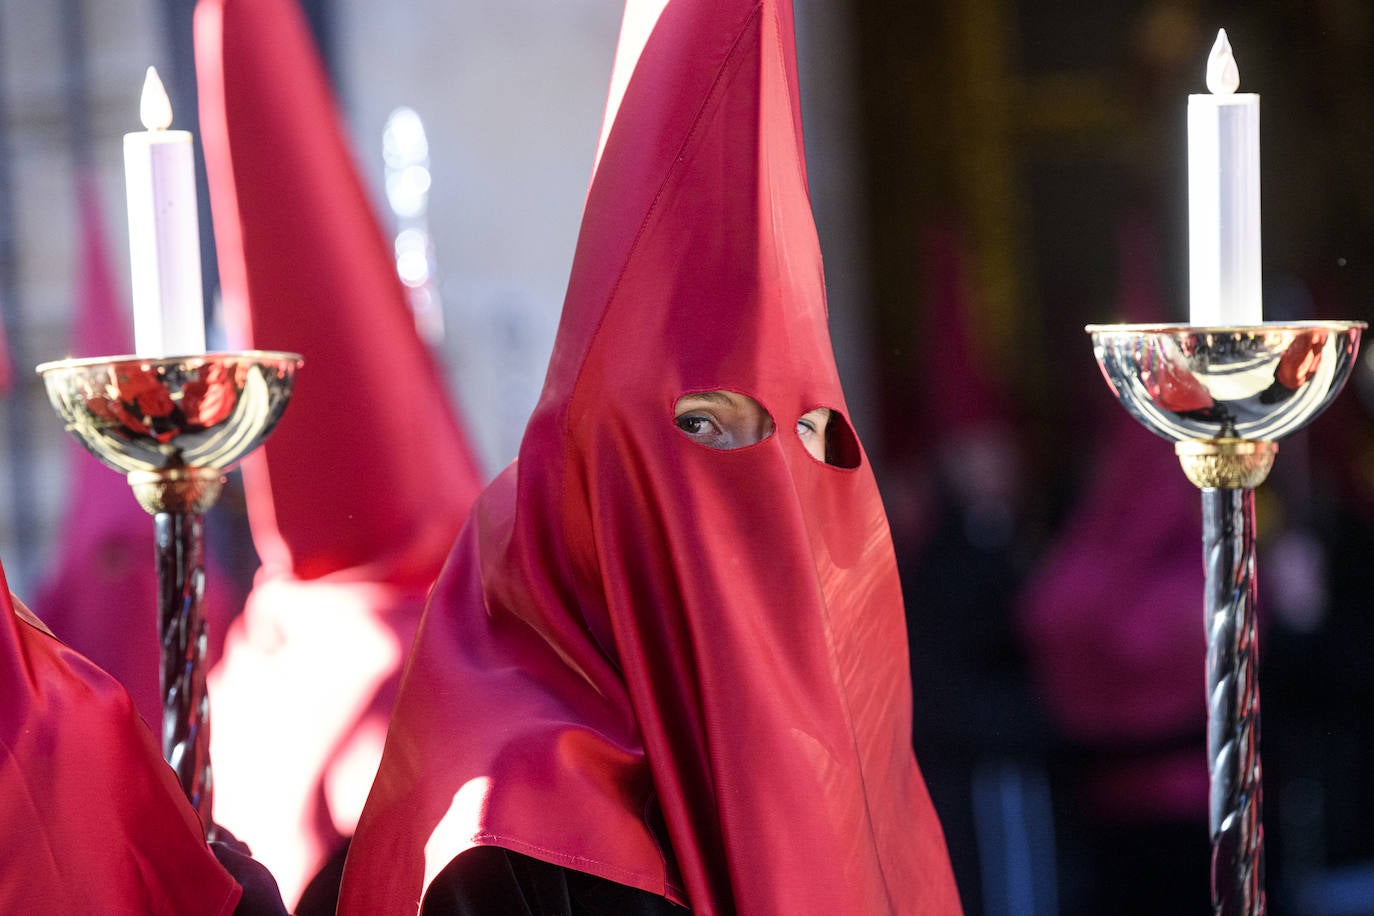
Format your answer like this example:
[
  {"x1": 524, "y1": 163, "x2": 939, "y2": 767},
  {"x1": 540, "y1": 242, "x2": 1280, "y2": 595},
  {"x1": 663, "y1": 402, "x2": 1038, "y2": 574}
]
[
  {"x1": 196, "y1": 0, "x2": 482, "y2": 587},
  {"x1": 342, "y1": 1, "x2": 959, "y2": 912},
  {"x1": 1, "y1": 562, "x2": 240, "y2": 913},
  {"x1": 194, "y1": 0, "x2": 484, "y2": 903}
]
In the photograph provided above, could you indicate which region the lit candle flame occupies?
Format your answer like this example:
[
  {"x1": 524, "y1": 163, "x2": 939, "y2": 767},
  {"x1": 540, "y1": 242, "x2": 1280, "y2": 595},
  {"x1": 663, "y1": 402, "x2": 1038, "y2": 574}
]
[
  {"x1": 140, "y1": 66, "x2": 174, "y2": 131},
  {"x1": 1206, "y1": 29, "x2": 1240, "y2": 96}
]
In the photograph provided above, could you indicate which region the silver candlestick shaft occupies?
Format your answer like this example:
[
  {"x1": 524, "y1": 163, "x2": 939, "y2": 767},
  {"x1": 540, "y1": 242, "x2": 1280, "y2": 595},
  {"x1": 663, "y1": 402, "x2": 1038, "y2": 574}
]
[
  {"x1": 154, "y1": 508, "x2": 211, "y2": 823},
  {"x1": 1202, "y1": 484, "x2": 1263, "y2": 913},
  {"x1": 1089, "y1": 322, "x2": 1362, "y2": 915},
  {"x1": 37, "y1": 351, "x2": 301, "y2": 832}
]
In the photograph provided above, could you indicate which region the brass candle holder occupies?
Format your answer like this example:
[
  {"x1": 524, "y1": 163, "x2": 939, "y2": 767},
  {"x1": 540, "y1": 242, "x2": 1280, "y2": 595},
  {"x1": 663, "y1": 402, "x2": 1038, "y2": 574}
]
[
  {"x1": 36, "y1": 350, "x2": 302, "y2": 833},
  {"x1": 1088, "y1": 321, "x2": 1364, "y2": 915}
]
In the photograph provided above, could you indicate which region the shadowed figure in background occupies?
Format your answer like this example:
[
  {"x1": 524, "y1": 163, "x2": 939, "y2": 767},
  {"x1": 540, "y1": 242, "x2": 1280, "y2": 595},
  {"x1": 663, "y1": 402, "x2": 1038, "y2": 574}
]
[
  {"x1": 338, "y1": 0, "x2": 962, "y2": 912},
  {"x1": 897, "y1": 222, "x2": 1057, "y2": 916},
  {"x1": 193, "y1": 0, "x2": 485, "y2": 907},
  {"x1": 1257, "y1": 355, "x2": 1374, "y2": 911},
  {"x1": 1014, "y1": 214, "x2": 1208, "y2": 915}
]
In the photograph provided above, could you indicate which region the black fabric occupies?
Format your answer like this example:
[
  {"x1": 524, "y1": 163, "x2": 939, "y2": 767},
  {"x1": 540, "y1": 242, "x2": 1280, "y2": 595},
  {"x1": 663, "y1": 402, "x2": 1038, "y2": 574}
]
[
  {"x1": 421, "y1": 846, "x2": 687, "y2": 916},
  {"x1": 208, "y1": 828, "x2": 290, "y2": 916},
  {"x1": 295, "y1": 838, "x2": 350, "y2": 916}
]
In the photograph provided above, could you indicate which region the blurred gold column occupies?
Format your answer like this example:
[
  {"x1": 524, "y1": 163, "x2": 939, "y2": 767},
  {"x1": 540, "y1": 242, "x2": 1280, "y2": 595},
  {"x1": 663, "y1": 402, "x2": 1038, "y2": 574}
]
[
  {"x1": 946, "y1": 0, "x2": 1024, "y2": 374},
  {"x1": 944, "y1": 1, "x2": 1132, "y2": 404}
]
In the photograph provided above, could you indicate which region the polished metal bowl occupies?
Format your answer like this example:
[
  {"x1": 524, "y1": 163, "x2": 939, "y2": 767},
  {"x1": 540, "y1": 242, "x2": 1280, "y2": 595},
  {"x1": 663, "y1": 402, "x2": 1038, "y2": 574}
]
[
  {"x1": 1088, "y1": 322, "x2": 1365, "y2": 443},
  {"x1": 36, "y1": 351, "x2": 302, "y2": 475}
]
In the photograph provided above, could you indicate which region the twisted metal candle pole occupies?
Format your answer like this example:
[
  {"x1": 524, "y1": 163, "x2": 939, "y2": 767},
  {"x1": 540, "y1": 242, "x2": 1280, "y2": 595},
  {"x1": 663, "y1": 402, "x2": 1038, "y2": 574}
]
[
  {"x1": 154, "y1": 510, "x2": 214, "y2": 837},
  {"x1": 134, "y1": 467, "x2": 224, "y2": 836},
  {"x1": 36, "y1": 353, "x2": 303, "y2": 838},
  {"x1": 1089, "y1": 323, "x2": 1364, "y2": 916},
  {"x1": 1178, "y1": 440, "x2": 1273, "y2": 916},
  {"x1": 1201, "y1": 487, "x2": 1265, "y2": 915}
]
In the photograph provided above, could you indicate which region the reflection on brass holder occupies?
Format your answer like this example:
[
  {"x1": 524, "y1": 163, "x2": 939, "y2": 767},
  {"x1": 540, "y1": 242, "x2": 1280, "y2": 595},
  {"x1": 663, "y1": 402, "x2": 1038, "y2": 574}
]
[
  {"x1": 1089, "y1": 322, "x2": 1364, "y2": 916},
  {"x1": 37, "y1": 351, "x2": 302, "y2": 833}
]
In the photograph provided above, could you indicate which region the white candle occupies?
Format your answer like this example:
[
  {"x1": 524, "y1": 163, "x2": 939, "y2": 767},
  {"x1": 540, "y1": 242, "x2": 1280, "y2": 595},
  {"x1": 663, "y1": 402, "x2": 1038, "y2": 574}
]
[
  {"x1": 1188, "y1": 29, "x2": 1262, "y2": 326},
  {"x1": 123, "y1": 66, "x2": 206, "y2": 356}
]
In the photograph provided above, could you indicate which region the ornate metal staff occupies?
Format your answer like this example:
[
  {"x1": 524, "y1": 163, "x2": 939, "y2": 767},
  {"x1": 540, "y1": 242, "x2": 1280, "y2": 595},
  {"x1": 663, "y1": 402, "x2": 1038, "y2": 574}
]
[
  {"x1": 1088, "y1": 321, "x2": 1363, "y2": 914},
  {"x1": 37, "y1": 350, "x2": 301, "y2": 832}
]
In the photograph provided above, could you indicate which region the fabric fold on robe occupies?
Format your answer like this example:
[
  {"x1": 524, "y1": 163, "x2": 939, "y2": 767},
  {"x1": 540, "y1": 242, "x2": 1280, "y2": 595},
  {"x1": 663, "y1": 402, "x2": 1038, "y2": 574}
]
[{"x1": 1, "y1": 563, "x2": 241, "y2": 914}]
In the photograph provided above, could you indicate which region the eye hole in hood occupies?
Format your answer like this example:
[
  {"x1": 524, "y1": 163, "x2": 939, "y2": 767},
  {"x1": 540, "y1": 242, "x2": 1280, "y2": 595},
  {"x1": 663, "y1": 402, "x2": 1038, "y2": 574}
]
[
  {"x1": 798, "y1": 407, "x2": 860, "y2": 469},
  {"x1": 672, "y1": 390, "x2": 774, "y2": 451}
]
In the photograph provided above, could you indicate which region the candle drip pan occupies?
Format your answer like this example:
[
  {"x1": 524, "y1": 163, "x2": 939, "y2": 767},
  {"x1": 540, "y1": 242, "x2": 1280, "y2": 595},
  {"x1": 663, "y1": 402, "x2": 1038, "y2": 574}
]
[
  {"x1": 1088, "y1": 321, "x2": 1363, "y2": 448},
  {"x1": 37, "y1": 351, "x2": 301, "y2": 512}
]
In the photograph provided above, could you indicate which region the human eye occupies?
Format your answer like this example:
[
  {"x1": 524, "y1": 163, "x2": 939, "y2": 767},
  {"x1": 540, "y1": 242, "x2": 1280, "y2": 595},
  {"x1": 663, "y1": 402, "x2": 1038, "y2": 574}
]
[
  {"x1": 676, "y1": 413, "x2": 715, "y2": 436},
  {"x1": 675, "y1": 411, "x2": 727, "y2": 447},
  {"x1": 796, "y1": 408, "x2": 832, "y2": 463},
  {"x1": 672, "y1": 391, "x2": 772, "y2": 451}
]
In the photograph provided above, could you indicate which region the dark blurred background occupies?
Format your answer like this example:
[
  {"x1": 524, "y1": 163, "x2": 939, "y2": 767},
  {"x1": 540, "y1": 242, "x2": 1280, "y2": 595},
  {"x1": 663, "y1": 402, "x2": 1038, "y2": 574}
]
[{"x1": 2, "y1": 0, "x2": 1374, "y2": 912}]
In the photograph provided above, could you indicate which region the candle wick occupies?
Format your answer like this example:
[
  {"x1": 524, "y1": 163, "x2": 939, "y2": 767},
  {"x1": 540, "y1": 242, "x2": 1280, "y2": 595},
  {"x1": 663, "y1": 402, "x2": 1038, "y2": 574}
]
[{"x1": 1206, "y1": 28, "x2": 1241, "y2": 96}]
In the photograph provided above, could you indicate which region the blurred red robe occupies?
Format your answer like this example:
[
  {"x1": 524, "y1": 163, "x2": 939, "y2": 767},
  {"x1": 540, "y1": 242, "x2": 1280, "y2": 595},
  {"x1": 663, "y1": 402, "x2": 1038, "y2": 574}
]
[{"x1": 195, "y1": 0, "x2": 484, "y2": 904}]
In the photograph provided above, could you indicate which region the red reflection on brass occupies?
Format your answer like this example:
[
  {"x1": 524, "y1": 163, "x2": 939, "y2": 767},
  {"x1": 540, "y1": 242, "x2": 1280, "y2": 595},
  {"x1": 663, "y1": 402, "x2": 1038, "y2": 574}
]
[
  {"x1": 114, "y1": 366, "x2": 176, "y2": 418},
  {"x1": 1276, "y1": 331, "x2": 1327, "y2": 390},
  {"x1": 82, "y1": 361, "x2": 242, "y2": 441},
  {"x1": 1141, "y1": 349, "x2": 1213, "y2": 412},
  {"x1": 105, "y1": 398, "x2": 153, "y2": 436},
  {"x1": 181, "y1": 362, "x2": 238, "y2": 428},
  {"x1": 85, "y1": 394, "x2": 119, "y2": 425}
]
